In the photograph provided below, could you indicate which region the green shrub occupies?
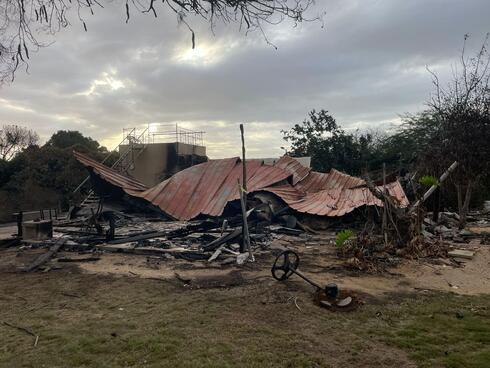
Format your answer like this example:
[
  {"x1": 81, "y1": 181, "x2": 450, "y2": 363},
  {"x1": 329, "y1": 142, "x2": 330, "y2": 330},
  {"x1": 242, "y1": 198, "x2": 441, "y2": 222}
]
[
  {"x1": 336, "y1": 229, "x2": 354, "y2": 248},
  {"x1": 419, "y1": 175, "x2": 439, "y2": 187}
]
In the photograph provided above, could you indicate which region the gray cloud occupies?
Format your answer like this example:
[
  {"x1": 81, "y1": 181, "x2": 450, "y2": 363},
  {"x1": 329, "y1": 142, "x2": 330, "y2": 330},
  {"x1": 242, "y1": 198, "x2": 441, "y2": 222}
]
[{"x1": 1, "y1": 0, "x2": 489, "y2": 158}]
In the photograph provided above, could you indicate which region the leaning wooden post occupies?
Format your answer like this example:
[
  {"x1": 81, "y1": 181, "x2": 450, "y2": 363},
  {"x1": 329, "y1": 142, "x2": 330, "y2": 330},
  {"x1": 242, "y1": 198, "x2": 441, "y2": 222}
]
[
  {"x1": 238, "y1": 124, "x2": 252, "y2": 260},
  {"x1": 240, "y1": 124, "x2": 247, "y2": 192},
  {"x1": 409, "y1": 161, "x2": 458, "y2": 214},
  {"x1": 382, "y1": 163, "x2": 388, "y2": 245},
  {"x1": 238, "y1": 180, "x2": 252, "y2": 259}
]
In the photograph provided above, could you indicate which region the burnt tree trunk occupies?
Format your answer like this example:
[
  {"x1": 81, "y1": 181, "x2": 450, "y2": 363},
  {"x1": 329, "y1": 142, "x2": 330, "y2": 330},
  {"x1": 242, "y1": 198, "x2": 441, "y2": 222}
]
[
  {"x1": 456, "y1": 184, "x2": 463, "y2": 216},
  {"x1": 432, "y1": 187, "x2": 441, "y2": 223},
  {"x1": 458, "y1": 181, "x2": 473, "y2": 229}
]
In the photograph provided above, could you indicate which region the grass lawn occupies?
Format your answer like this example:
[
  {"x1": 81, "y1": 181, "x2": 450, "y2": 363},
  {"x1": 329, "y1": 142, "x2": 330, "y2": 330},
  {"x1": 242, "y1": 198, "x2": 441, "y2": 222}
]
[
  {"x1": 359, "y1": 292, "x2": 490, "y2": 368},
  {"x1": 0, "y1": 269, "x2": 489, "y2": 367}
]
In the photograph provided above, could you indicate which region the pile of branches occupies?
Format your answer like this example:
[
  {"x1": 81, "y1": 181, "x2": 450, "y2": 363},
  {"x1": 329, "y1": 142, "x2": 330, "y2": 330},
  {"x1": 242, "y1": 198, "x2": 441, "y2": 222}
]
[
  {"x1": 336, "y1": 170, "x2": 454, "y2": 273},
  {"x1": 337, "y1": 223, "x2": 448, "y2": 273},
  {"x1": 337, "y1": 233, "x2": 398, "y2": 273}
]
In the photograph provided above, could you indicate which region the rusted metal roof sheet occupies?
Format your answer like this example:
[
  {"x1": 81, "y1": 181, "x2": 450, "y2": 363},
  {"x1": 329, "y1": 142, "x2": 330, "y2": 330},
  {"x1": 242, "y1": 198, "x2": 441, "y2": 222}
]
[
  {"x1": 264, "y1": 180, "x2": 409, "y2": 216},
  {"x1": 138, "y1": 158, "x2": 291, "y2": 220},
  {"x1": 261, "y1": 184, "x2": 304, "y2": 203},
  {"x1": 73, "y1": 151, "x2": 148, "y2": 196},
  {"x1": 273, "y1": 156, "x2": 311, "y2": 185},
  {"x1": 141, "y1": 158, "x2": 238, "y2": 220},
  {"x1": 75, "y1": 151, "x2": 409, "y2": 220},
  {"x1": 295, "y1": 169, "x2": 365, "y2": 193}
]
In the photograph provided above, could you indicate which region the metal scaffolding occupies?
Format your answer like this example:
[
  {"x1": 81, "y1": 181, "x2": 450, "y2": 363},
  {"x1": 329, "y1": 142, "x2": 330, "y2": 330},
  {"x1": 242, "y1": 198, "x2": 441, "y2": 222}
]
[{"x1": 122, "y1": 123, "x2": 205, "y2": 147}]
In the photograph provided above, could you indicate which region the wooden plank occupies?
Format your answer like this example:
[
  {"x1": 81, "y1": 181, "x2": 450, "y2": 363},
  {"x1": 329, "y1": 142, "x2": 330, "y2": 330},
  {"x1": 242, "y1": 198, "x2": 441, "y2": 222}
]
[
  {"x1": 201, "y1": 227, "x2": 241, "y2": 252},
  {"x1": 208, "y1": 244, "x2": 227, "y2": 262},
  {"x1": 107, "y1": 231, "x2": 167, "y2": 244},
  {"x1": 448, "y1": 249, "x2": 474, "y2": 259},
  {"x1": 97, "y1": 243, "x2": 186, "y2": 255},
  {"x1": 23, "y1": 238, "x2": 67, "y2": 272}
]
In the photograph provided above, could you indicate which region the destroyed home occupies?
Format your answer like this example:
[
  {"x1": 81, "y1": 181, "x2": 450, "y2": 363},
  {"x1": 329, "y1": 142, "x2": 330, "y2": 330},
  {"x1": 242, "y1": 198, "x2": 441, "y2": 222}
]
[
  {"x1": 74, "y1": 150, "x2": 409, "y2": 220},
  {"x1": 1, "y1": 1, "x2": 490, "y2": 367}
]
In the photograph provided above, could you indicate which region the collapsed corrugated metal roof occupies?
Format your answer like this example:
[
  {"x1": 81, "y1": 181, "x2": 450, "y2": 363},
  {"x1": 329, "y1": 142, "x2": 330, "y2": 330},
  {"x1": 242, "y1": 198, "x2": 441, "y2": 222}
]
[
  {"x1": 264, "y1": 181, "x2": 408, "y2": 217},
  {"x1": 73, "y1": 151, "x2": 148, "y2": 196},
  {"x1": 139, "y1": 157, "x2": 291, "y2": 220},
  {"x1": 74, "y1": 151, "x2": 409, "y2": 220}
]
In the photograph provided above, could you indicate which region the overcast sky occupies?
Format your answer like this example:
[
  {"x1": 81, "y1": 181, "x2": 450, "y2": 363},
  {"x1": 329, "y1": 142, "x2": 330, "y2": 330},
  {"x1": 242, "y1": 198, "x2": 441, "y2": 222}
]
[{"x1": 1, "y1": 0, "x2": 489, "y2": 158}]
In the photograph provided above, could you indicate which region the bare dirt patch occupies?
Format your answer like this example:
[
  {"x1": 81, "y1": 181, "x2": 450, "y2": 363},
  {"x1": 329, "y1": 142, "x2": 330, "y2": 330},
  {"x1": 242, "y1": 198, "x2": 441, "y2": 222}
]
[{"x1": 3, "y1": 239, "x2": 490, "y2": 297}]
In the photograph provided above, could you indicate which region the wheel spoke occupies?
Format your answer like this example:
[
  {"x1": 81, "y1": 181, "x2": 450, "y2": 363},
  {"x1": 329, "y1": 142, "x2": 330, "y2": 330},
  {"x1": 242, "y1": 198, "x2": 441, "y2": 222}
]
[{"x1": 284, "y1": 253, "x2": 290, "y2": 268}]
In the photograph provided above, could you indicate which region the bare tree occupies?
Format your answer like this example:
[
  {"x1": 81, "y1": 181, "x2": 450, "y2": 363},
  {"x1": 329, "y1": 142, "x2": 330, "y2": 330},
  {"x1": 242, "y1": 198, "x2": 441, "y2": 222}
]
[
  {"x1": 0, "y1": 125, "x2": 39, "y2": 160},
  {"x1": 0, "y1": 0, "x2": 321, "y2": 84},
  {"x1": 425, "y1": 34, "x2": 490, "y2": 227}
]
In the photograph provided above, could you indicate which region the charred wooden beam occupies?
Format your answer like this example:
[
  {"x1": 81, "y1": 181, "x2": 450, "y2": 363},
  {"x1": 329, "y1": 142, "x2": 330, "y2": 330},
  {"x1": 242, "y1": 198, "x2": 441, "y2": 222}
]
[{"x1": 23, "y1": 238, "x2": 67, "y2": 272}]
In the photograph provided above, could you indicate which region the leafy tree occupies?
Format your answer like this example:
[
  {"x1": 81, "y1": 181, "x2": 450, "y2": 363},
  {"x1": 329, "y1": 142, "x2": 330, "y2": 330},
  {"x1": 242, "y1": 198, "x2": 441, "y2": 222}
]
[
  {"x1": 3, "y1": 145, "x2": 84, "y2": 201},
  {"x1": 282, "y1": 109, "x2": 383, "y2": 175},
  {"x1": 409, "y1": 35, "x2": 490, "y2": 227},
  {"x1": 1, "y1": 0, "x2": 320, "y2": 83},
  {"x1": 0, "y1": 129, "x2": 115, "y2": 221},
  {"x1": 47, "y1": 130, "x2": 103, "y2": 152},
  {"x1": 358, "y1": 112, "x2": 441, "y2": 182}
]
